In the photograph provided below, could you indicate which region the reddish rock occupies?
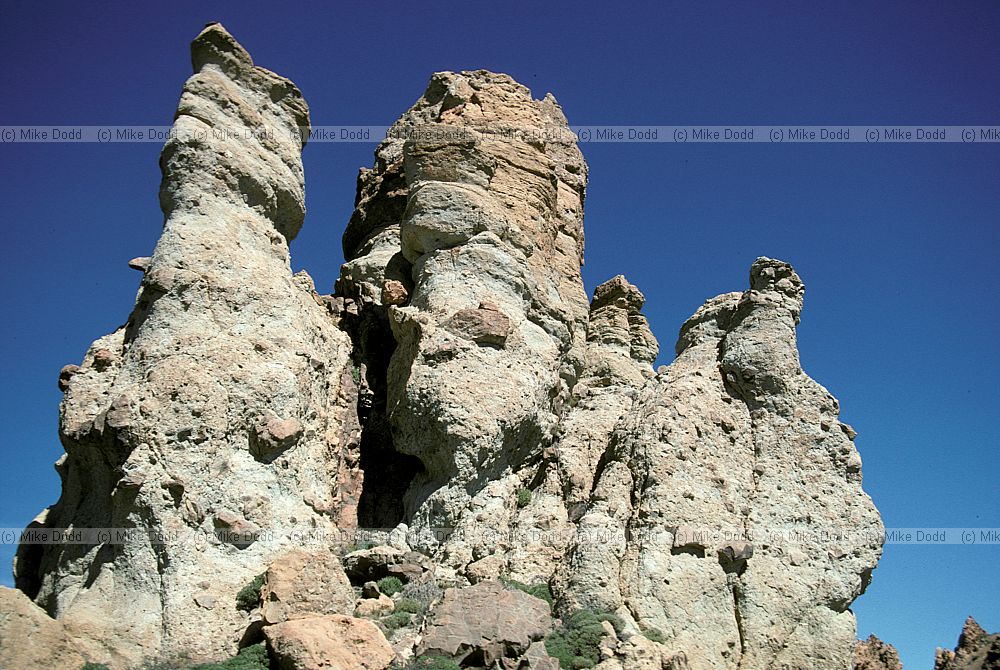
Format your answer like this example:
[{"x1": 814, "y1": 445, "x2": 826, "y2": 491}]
[{"x1": 264, "y1": 614, "x2": 394, "y2": 670}]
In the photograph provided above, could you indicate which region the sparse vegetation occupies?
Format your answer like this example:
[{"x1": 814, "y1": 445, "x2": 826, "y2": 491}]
[
  {"x1": 642, "y1": 627, "x2": 666, "y2": 644},
  {"x1": 516, "y1": 487, "x2": 532, "y2": 508},
  {"x1": 544, "y1": 609, "x2": 621, "y2": 669},
  {"x1": 235, "y1": 574, "x2": 265, "y2": 612},
  {"x1": 500, "y1": 576, "x2": 553, "y2": 608},
  {"x1": 399, "y1": 579, "x2": 442, "y2": 610},
  {"x1": 377, "y1": 575, "x2": 403, "y2": 596},
  {"x1": 395, "y1": 597, "x2": 423, "y2": 613},
  {"x1": 406, "y1": 656, "x2": 461, "y2": 670},
  {"x1": 81, "y1": 664, "x2": 110, "y2": 670},
  {"x1": 380, "y1": 610, "x2": 412, "y2": 631},
  {"x1": 188, "y1": 643, "x2": 270, "y2": 670}
]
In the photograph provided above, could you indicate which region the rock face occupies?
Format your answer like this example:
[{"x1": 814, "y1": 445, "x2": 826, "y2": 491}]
[
  {"x1": 935, "y1": 617, "x2": 1000, "y2": 670},
  {"x1": 854, "y1": 635, "x2": 903, "y2": 670},
  {"x1": 7, "y1": 24, "x2": 887, "y2": 670},
  {"x1": 555, "y1": 258, "x2": 883, "y2": 670},
  {"x1": 12, "y1": 23, "x2": 359, "y2": 665},
  {"x1": 338, "y1": 70, "x2": 594, "y2": 579}
]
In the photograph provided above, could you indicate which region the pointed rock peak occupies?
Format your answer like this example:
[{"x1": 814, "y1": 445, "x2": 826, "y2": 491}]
[
  {"x1": 191, "y1": 22, "x2": 253, "y2": 76},
  {"x1": 959, "y1": 615, "x2": 987, "y2": 646},
  {"x1": 591, "y1": 275, "x2": 645, "y2": 311}
]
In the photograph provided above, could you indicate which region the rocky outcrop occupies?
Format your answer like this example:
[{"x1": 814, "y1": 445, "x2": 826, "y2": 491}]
[
  {"x1": 7, "y1": 24, "x2": 888, "y2": 670},
  {"x1": 854, "y1": 635, "x2": 903, "y2": 670},
  {"x1": 12, "y1": 23, "x2": 359, "y2": 665},
  {"x1": 935, "y1": 617, "x2": 1000, "y2": 670},
  {"x1": 555, "y1": 258, "x2": 883, "y2": 670},
  {"x1": 338, "y1": 69, "x2": 602, "y2": 583}
]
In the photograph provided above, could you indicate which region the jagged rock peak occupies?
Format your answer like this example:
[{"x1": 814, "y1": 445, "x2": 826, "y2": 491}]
[
  {"x1": 935, "y1": 616, "x2": 1000, "y2": 670},
  {"x1": 854, "y1": 634, "x2": 903, "y2": 670}
]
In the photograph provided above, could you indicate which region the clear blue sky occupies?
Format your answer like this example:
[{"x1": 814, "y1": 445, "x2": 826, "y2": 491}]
[{"x1": 1, "y1": 1, "x2": 997, "y2": 666}]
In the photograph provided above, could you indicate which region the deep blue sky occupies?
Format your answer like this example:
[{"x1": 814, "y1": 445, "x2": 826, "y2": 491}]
[{"x1": 1, "y1": 1, "x2": 997, "y2": 666}]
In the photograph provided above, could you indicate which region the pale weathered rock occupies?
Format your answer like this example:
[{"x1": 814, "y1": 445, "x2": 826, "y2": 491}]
[
  {"x1": 339, "y1": 71, "x2": 592, "y2": 576},
  {"x1": 854, "y1": 634, "x2": 902, "y2": 670},
  {"x1": 14, "y1": 24, "x2": 359, "y2": 664},
  {"x1": 264, "y1": 614, "x2": 395, "y2": 670},
  {"x1": 0, "y1": 587, "x2": 90, "y2": 670},
  {"x1": 934, "y1": 617, "x2": 1000, "y2": 670},
  {"x1": 417, "y1": 580, "x2": 553, "y2": 665},
  {"x1": 556, "y1": 258, "x2": 883, "y2": 670},
  {"x1": 260, "y1": 549, "x2": 356, "y2": 625},
  {"x1": 10, "y1": 29, "x2": 890, "y2": 670}
]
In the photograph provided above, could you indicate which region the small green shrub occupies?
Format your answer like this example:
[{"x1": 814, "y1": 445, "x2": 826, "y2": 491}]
[
  {"x1": 188, "y1": 643, "x2": 270, "y2": 669},
  {"x1": 408, "y1": 656, "x2": 461, "y2": 670},
  {"x1": 516, "y1": 488, "x2": 532, "y2": 508},
  {"x1": 544, "y1": 609, "x2": 619, "y2": 669},
  {"x1": 381, "y1": 611, "x2": 412, "y2": 631},
  {"x1": 235, "y1": 574, "x2": 265, "y2": 612},
  {"x1": 500, "y1": 576, "x2": 553, "y2": 608},
  {"x1": 395, "y1": 597, "x2": 423, "y2": 613},
  {"x1": 82, "y1": 664, "x2": 110, "y2": 670},
  {"x1": 642, "y1": 627, "x2": 666, "y2": 644},
  {"x1": 377, "y1": 576, "x2": 403, "y2": 596}
]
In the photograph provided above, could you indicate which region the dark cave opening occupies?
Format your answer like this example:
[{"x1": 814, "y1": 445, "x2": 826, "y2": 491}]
[{"x1": 346, "y1": 301, "x2": 423, "y2": 529}]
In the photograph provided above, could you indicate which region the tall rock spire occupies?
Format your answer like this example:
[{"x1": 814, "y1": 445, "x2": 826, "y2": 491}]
[{"x1": 14, "y1": 24, "x2": 359, "y2": 664}]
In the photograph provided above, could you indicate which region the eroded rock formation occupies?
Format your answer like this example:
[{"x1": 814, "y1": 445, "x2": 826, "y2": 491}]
[
  {"x1": 555, "y1": 259, "x2": 883, "y2": 669},
  {"x1": 11, "y1": 23, "x2": 360, "y2": 665},
  {"x1": 3, "y1": 23, "x2": 888, "y2": 670},
  {"x1": 854, "y1": 634, "x2": 903, "y2": 670},
  {"x1": 935, "y1": 617, "x2": 1000, "y2": 670}
]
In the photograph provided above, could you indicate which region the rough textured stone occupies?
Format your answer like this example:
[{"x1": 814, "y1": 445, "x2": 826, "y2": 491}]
[
  {"x1": 0, "y1": 587, "x2": 91, "y2": 670},
  {"x1": 417, "y1": 580, "x2": 553, "y2": 665},
  {"x1": 342, "y1": 545, "x2": 407, "y2": 582},
  {"x1": 264, "y1": 614, "x2": 395, "y2": 670},
  {"x1": 13, "y1": 24, "x2": 359, "y2": 664},
  {"x1": 354, "y1": 594, "x2": 394, "y2": 617},
  {"x1": 555, "y1": 258, "x2": 882, "y2": 670},
  {"x1": 854, "y1": 634, "x2": 902, "y2": 670},
  {"x1": 8, "y1": 29, "x2": 890, "y2": 670},
  {"x1": 260, "y1": 549, "x2": 356, "y2": 625},
  {"x1": 338, "y1": 70, "x2": 592, "y2": 577},
  {"x1": 935, "y1": 617, "x2": 1000, "y2": 670}
]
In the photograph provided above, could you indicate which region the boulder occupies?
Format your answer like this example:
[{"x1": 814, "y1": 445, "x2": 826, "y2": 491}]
[
  {"x1": 854, "y1": 634, "x2": 902, "y2": 670},
  {"x1": 261, "y1": 549, "x2": 356, "y2": 625},
  {"x1": 418, "y1": 580, "x2": 553, "y2": 666},
  {"x1": 264, "y1": 614, "x2": 395, "y2": 670},
  {"x1": 342, "y1": 545, "x2": 406, "y2": 581}
]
